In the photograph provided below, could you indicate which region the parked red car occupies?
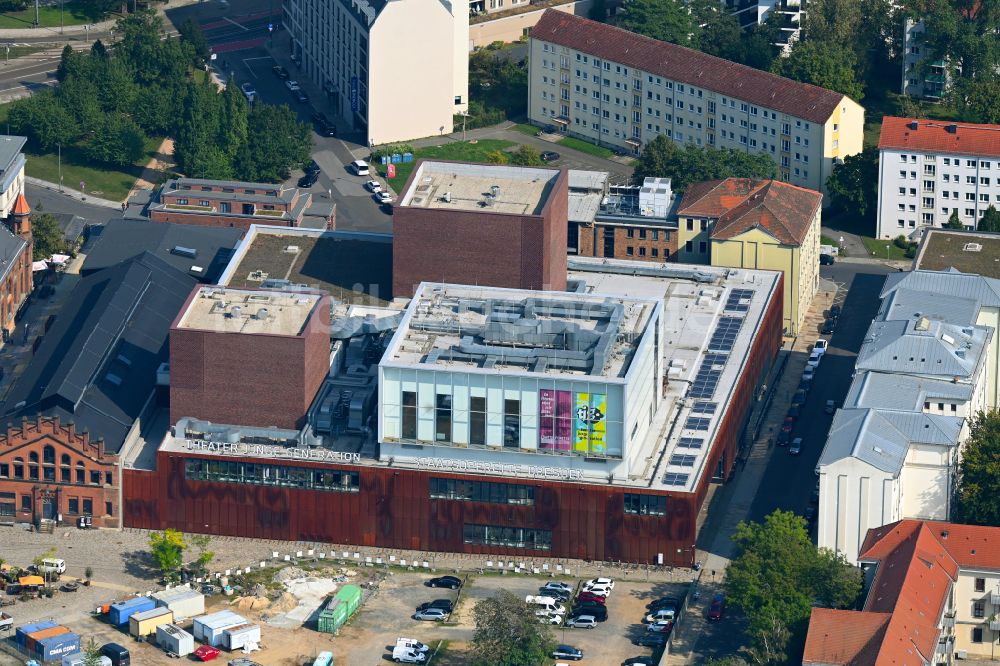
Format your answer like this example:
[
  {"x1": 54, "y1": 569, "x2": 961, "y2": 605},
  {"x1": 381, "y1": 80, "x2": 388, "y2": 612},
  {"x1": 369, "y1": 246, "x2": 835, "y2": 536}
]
[
  {"x1": 781, "y1": 416, "x2": 795, "y2": 433},
  {"x1": 576, "y1": 591, "x2": 607, "y2": 605},
  {"x1": 193, "y1": 645, "x2": 220, "y2": 661},
  {"x1": 708, "y1": 593, "x2": 725, "y2": 621}
]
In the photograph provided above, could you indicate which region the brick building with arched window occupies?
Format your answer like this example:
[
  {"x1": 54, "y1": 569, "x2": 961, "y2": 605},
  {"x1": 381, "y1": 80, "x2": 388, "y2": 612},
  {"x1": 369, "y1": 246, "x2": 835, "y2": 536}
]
[{"x1": 0, "y1": 417, "x2": 119, "y2": 528}]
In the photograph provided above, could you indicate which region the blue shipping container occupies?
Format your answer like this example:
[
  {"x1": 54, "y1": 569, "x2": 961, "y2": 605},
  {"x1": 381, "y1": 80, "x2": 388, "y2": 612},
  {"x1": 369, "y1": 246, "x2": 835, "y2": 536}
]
[
  {"x1": 35, "y1": 633, "x2": 80, "y2": 662},
  {"x1": 16, "y1": 621, "x2": 57, "y2": 646},
  {"x1": 109, "y1": 597, "x2": 155, "y2": 626}
]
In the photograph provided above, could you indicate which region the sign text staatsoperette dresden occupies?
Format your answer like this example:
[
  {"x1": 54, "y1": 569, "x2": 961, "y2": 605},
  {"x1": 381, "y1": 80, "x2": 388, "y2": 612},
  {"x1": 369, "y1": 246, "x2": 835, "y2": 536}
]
[
  {"x1": 184, "y1": 440, "x2": 362, "y2": 463},
  {"x1": 415, "y1": 457, "x2": 583, "y2": 481}
]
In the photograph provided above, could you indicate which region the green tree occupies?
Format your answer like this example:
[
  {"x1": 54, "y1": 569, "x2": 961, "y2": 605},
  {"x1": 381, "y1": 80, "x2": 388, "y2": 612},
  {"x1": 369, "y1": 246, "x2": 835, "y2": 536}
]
[
  {"x1": 727, "y1": 510, "x2": 862, "y2": 664},
  {"x1": 149, "y1": 529, "x2": 187, "y2": 579},
  {"x1": 485, "y1": 149, "x2": 510, "y2": 164},
  {"x1": 7, "y1": 92, "x2": 77, "y2": 153},
  {"x1": 178, "y1": 18, "x2": 210, "y2": 65},
  {"x1": 979, "y1": 205, "x2": 1000, "y2": 232},
  {"x1": 692, "y1": 0, "x2": 744, "y2": 60},
  {"x1": 86, "y1": 113, "x2": 146, "y2": 166},
  {"x1": 737, "y1": 17, "x2": 781, "y2": 70},
  {"x1": 31, "y1": 213, "x2": 66, "y2": 260},
  {"x1": 945, "y1": 209, "x2": 965, "y2": 228},
  {"x1": 772, "y1": 40, "x2": 865, "y2": 101},
  {"x1": 952, "y1": 74, "x2": 1000, "y2": 124},
  {"x1": 614, "y1": 0, "x2": 697, "y2": 46},
  {"x1": 633, "y1": 135, "x2": 777, "y2": 191},
  {"x1": 803, "y1": 0, "x2": 862, "y2": 44},
  {"x1": 238, "y1": 104, "x2": 312, "y2": 182},
  {"x1": 81, "y1": 637, "x2": 103, "y2": 666},
  {"x1": 510, "y1": 144, "x2": 543, "y2": 166},
  {"x1": 218, "y1": 81, "x2": 250, "y2": 161},
  {"x1": 955, "y1": 410, "x2": 1000, "y2": 525},
  {"x1": 189, "y1": 535, "x2": 215, "y2": 575},
  {"x1": 470, "y1": 590, "x2": 555, "y2": 666},
  {"x1": 827, "y1": 146, "x2": 879, "y2": 221}
]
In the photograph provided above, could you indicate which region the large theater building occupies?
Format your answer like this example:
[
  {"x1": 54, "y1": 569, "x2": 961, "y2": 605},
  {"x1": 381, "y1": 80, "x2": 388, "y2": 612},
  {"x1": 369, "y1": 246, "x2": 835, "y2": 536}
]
[{"x1": 124, "y1": 260, "x2": 782, "y2": 565}]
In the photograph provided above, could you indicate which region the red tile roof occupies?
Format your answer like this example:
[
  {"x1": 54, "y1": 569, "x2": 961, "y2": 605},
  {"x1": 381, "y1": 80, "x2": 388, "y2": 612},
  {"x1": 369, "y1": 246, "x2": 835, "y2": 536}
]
[
  {"x1": 11, "y1": 193, "x2": 29, "y2": 216},
  {"x1": 676, "y1": 178, "x2": 822, "y2": 246},
  {"x1": 530, "y1": 10, "x2": 852, "y2": 124},
  {"x1": 879, "y1": 116, "x2": 1000, "y2": 159},
  {"x1": 803, "y1": 608, "x2": 890, "y2": 665},
  {"x1": 864, "y1": 520, "x2": 1000, "y2": 572},
  {"x1": 805, "y1": 520, "x2": 962, "y2": 666}
]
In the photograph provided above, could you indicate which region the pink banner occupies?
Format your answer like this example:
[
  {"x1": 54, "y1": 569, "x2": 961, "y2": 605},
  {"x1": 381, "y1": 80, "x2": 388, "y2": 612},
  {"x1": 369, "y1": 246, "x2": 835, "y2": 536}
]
[{"x1": 539, "y1": 389, "x2": 573, "y2": 451}]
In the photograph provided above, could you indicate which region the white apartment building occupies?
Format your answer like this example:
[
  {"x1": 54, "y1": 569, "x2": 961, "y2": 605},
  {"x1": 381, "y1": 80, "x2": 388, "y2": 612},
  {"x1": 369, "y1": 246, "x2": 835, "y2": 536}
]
[
  {"x1": 283, "y1": 0, "x2": 469, "y2": 145},
  {"x1": 876, "y1": 117, "x2": 1000, "y2": 239},
  {"x1": 0, "y1": 135, "x2": 26, "y2": 219},
  {"x1": 527, "y1": 10, "x2": 864, "y2": 197},
  {"x1": 726, "y1": 0, "x2": 804, "y2": 51},
  {"x1": 901, "y1": 18, "x2": 951, "y2": 100}
]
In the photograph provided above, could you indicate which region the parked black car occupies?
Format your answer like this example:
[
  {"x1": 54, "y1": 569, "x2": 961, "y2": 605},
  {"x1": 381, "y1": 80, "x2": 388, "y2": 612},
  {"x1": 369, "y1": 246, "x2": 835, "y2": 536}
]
[
  {"x1": 426, "y1": 575, "x2": 462, "y2": 589},
  {"x1": 304, "y1": 160, "x2": 321, "y2": 174},
  {"x1": 569, "y1": 603, "x2": 607, "y2": 621},
  {"x1": 540, "y1": 151, "x2": 560, "y2": 162},
  {"x1": 634, "y1": 633, "x2": 668, "y2": 647},
  {"x1": 272, "y1": 65, "x2": 290, "y2": 79},
  {"x1": 417, "y1": 599, "x2": 454, "y2": 612},
  {"x1": 298, "y1": 171, "x2": 319, "y2": 188}
]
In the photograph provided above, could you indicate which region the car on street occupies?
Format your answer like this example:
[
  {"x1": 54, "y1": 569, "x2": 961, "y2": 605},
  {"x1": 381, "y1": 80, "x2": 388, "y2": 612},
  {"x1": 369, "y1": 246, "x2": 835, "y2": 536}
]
[
  {"x1": 416, "y1": 599, "x2": 453, "y2": 612},
  {"x1": 829, "y1": 304, "x2": 842, "y2": 318},
  {"x1": 820, "y1": 253, "x2": 835, "y2": 265},
  {"x1": 295, "y1": 90, "x2": 309, "y2": 103},
  {"x1": 646, "y1": 619, "x2": 673, "y2": 633},
  {"x1": 375, "y1": 191, "x2": 393, "y2": 204},
  {"x1": 647, "y1": 596, "x2": 681, "y2": 610},
  {"x1": 365, "y1": 179, "x2": 382, "y2": 193},
  {"x1": 623, "y1": 658, "x2": 656, "y2": 666},
  {"x1": 576, "y1": 591, "x2": 606, "y2": 605},
  {"x1": 304, "y1": 160, "x2": 321, "y2": 174},
  {"x1": 413, "y1": 608, "x2": 448, "y2": 621},
  {"x1": 708, "y1": 593, "x2": 726, "y2": 621},
  {"x1": 825, "y1": 399, "x2": 836, "y2": 414},
  {"x1": 540, "y1": 151, "x2": 560, "y2": 162},
  {"x1": 298, "y1": 171, "x2": 319, "y2": 188},
  {"x1": 821, "y1": 319, "x2": 836, "y2": 335},
  {"x1": 789, "y1": 437, "x2": 803, "y2": 455},
  {"x1": 570, "y1": 603, "x2": 607, "y2": 621},
  {"x1": 565, "y1": 615, "x2": 597, "y2": 629},
  {"x1": 552, "y1": 645, "x2": 583, "y2": 660},
  {"x1": 272, "y1": 65, "x2": 289, "y2": 79},
  {"x1": 426, "y1": 575, "x2": 462, "y2": 589},
  {"x1": 781, "y1": 416, "x2": 795, "y2": 434},
  {"x1": 806, "y1": 350, "x2": 823, "y2": 369},
  {"x1": 791, "y1": 389, "x2": 808, "y2": 408},
  {"x1": 814, "y1": 339, "x2": 828, "y2": 353},
  {"x1": 285, "y1": 80, "x2": 301, "y2": 91},
  {"x1": 776, "y1": 429, "x2": 791, "y2": 446},
  {"x1": 802, "y1": 365, "x2": 816, "y2": 382},
  {"x1": 541, "y1": 581, "x2": 573, "y2": 594},
  {"x1": 239, "y1": 82, "x2": 256, "y2": 101},
  {"x1": 311, "y1": 111, "x2": 336, "y2": 136},
  {"x1": 645, "y1": 608, "x2": 676, "y2": 623},
  {"x1": 584, "y1": 577, "x2": 615, "y2": 590},
  {"x1": 788, "y1": 404, "x2": 801, "y2": 418},
  {"x1": 633, "y1": 633, "x2": 668, "y2": 648}
]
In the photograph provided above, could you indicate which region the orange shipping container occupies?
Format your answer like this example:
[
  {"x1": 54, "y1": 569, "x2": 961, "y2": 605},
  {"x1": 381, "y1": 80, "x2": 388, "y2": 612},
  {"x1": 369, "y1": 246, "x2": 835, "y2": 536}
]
[{"x1": 25, "y1": 625, "x2": 68, "y2": 653}]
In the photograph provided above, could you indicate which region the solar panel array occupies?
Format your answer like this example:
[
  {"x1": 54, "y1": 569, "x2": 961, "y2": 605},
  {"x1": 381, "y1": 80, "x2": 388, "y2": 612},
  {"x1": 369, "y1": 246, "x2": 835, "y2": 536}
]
[
  {"x1": 669, "y1": 454, "x2": 697, "y2": 467},
  {"x1": 684, "y1": 417, "x2": 711, "y2": 431},
  {"x1": 708, "y1": 317, "x2": 744, "y2": 353},
  {"x1": 677, "y1": 437, "x2": 704, "y2": 449},
  {"x1": 691, "y1": 401, "x2": 717, "y2": 415},
  {"x1": 689, "y1": 353, "x2": 729, "y2": 399},
  {"x1": 663, "y1": 472, "x2": 689, "y2": 486},
  {"x1": 725, "y1": 289, "x2": 755, "y2": 313}
]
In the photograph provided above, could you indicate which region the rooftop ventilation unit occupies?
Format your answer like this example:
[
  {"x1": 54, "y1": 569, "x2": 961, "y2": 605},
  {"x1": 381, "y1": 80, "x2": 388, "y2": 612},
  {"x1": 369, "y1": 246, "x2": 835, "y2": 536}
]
[
  {"x1": 255, "y1": 307, "x2": 269, "y2": 320},
  {"x1": 284, "y1": 245, "x2": 300, "y2": 253},
  {"x1": 490, "y1": 185, "x2": 500, "y2": 197},
  {"x1": 229, "y1": 305, "x2": 242, "y2": 319},
  {"x1": 946, "y1": 124, "x2": 958, "y2": 133},
  {"x1": 171, "y1": 245, "x2": 197, "y2": 258},
  {"x1": 963, "y1": 242, "x2": 983, "y2": 252}
]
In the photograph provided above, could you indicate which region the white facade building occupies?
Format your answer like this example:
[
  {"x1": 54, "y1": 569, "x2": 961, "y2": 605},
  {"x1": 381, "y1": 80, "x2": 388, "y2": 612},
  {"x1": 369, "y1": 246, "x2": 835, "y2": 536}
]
[
  {"x1": 527, "y1": 10, "x2": 864, "y2": 196},
  {"x1": 283, "y1": 0, "x2": 469, "y2": 145},
  {"x1": 0, "y1": 135, "x2": 26, "y2": 219},
  {"x1": 901, "y1": 18, "x2": 951, "y2": 100},
  {"x1": 816, "y1": 293, "x2": 994, "y2": 564},
  {"x1": 726, "y1": 0, "x2": 804, "y2": 51},
  {"x1": 876, "y1": 117, "x2": 1000, "y2": 239}
]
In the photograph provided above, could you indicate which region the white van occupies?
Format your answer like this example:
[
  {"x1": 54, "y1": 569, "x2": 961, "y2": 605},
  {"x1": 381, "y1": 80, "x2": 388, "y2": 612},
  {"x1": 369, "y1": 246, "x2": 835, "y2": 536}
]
[
  {"x1": 39, "y1": 558, "x2": 66, "y2": 575},
  {"x1": 525, "y1": 595, "x2": 565, "y2": 615},
  {"x1": 350, "y1": 160, "x2": 370, "y2": 176},
  {"x1": 391, "y1": 646, "x2": 426, "y2": 663},
  {"x1": 396, "y1": 638, "x2": 429, "y2": 653}
]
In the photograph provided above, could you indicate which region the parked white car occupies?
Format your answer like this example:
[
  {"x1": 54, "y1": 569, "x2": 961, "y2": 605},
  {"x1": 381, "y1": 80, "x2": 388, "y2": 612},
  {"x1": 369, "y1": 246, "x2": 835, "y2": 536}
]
[
  {"x1": 565, "y1": 615, "x2": 597, "y2": 629},
  {"x1": 365, "y1": 179, "x2": 382, "y2": 193},
  {"x1": 375, "y1": 191, "x2": 393, "y2": 204},
  {"x1": 583, "y1": 578, "x2": 614, "y2": 592},
  {"x1": 413, "y1": 608, "x2": 447, "y2": 621},
  {"x1": 396, "y1": 639, "x2": 429, "y2": 653},
  {"x1": 391, "y1": 646, "x2": 426, "y2": 663},
  {"x1": 813, "y1": 339, "x2": 828, "y2": 354},
  {"x1": 806, "y1": 351, "x2": 823, "y2": 369},
  {"x1": 645, "y1": 608, "x2": 676, "y2": 623},
  {"x1": 285, "y1": 80, "x2": 301, "y2": 91}
]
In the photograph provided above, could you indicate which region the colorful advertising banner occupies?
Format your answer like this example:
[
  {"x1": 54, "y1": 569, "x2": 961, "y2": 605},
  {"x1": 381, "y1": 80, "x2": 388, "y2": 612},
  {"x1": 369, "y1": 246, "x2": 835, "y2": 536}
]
[
  {"x1": 539, "y1": 389, "x2": 573, "y2": 451},
  {"x1": 573, "y1": 392, "x2": 607, "y2": 453}
]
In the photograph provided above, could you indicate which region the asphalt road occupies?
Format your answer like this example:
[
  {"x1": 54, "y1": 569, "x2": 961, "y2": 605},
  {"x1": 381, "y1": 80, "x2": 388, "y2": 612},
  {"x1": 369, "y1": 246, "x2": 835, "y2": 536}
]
[
  {"x1": 24, "y1": 181, "x2": 119, "y2": 222},
  {"x1": 746, "y1": 262, "x2": 896, "y2": 527}
]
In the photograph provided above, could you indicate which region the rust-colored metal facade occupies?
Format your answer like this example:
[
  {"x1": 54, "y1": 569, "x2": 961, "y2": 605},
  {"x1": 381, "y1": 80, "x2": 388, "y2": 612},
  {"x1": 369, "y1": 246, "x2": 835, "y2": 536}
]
[{"x1": 124, "y1": 275, "x2": 782, "y2": 565}]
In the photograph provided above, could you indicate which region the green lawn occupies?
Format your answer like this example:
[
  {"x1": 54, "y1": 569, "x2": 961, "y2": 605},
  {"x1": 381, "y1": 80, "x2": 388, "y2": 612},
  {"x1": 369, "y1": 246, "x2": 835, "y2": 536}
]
[
  {"x1": 861, "y1": 236, "x2": 912, "y2": 261},
  {"x1": 557, "y1": 135, "x2": 616, "y2": 159},
  {"x1": 820, "y1": 235, "x2": 838, "y2": 247},
  {"x1": 0, "y1": 0, "x2": 108, "y2": 28},
  {"x1": 382, "y1": 139, "x2": 516, "y2": 193},
  {"x1": 24, "y1": 135, "x2": 161, "y2": 201},
  {"x1": 510, "y1": 123, "x2": 538, "y2": 136}
]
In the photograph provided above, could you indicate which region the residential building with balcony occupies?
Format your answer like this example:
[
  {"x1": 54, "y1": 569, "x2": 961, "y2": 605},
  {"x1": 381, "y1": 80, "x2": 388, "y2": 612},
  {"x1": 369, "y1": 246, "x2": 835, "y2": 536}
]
[
  {"x1": 146, "y1": 178, "x2": 335, "y2": 232},
  {"x1": 527, "y1": 10, "x2": 864, "y2": 195},
  {"x1": 283, "y1": 0, "x2": 468, "y2": 145},
  {"x1": 725, "y1": 0, "x2": 805, "y2": 51},
  {"x1": 876, "y1": 117, "x2": 1000, "y2": 239}
]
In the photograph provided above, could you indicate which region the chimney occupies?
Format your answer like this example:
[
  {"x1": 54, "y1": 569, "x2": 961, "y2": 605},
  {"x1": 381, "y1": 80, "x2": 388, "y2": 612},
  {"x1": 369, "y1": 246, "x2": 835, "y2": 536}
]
[{"x1": 908, "y1": 121, "x2": 918, "y2": 130}]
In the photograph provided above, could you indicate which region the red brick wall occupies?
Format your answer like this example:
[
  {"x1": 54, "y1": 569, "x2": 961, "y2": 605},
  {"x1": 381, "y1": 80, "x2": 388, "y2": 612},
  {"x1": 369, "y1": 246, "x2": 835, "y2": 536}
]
[
  {"x1": 0, "y1": 235, "x2": 31, "y2": 335},
  {"x1": 148, "y1": 210, "x2": 295, "y2": 230},
  {"x1": 169, "y1": 296, "x2": 331, "y2": 429},
  {"x1": 575, "y1": 223, "x2": 678, "y2": 261},
  {"x1": 392, "y1": 165, "x2": 569, "y2": 297},
  {"x1": 0, "y1": 417, "x2": 120, "y2": 528}
]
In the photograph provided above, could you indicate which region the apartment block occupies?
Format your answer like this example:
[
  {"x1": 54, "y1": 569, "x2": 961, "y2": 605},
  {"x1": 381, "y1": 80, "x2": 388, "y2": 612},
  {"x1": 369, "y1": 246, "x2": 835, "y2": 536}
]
[
  {"x1": 527, "y1": 10, "x2": 864, "y2": 196},
  {"x1": 725, "y1": 0, "x2": 804, "y2": 51},
  {"x1": 901, "y1": 18, "x2": 952, "y2": 100},
  {"x1": 876, "y1": 117, "x2": 1000, "y2": 239},
  {"x1": 283, "y1": 0, "x2": 468, "y2": 145}
]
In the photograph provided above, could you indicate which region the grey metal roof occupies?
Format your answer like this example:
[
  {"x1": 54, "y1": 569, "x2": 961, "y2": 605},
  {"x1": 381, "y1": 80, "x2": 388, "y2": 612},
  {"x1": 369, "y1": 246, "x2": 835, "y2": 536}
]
[
  {"x1": 1, "y1": 253, "x2": 195, "y2": 453},
  {"x1": 568, "y1": 190, "x2": 602, "y2": 224},
  {"x1": 0, "y1": 135, "x2": 27, "y2": 172},
  {"x1": 846, "y1": 371, "x2": 973, "y2": 412},
  {"x1": 0, "y1": 223, "x2": 27, "y2": 286},
  {"x1": 879, "y1": 287, "x2": 981, "y2": 327},
  {"x1": 568, "y1": 170, "x2": 608, "y2": 192},
  {"x1": 818, "y1": 407, "x2": 962, "y2": 474},
  {"x1": 161, "y1": 178, "x2": 296, "y2": 205},
  {"x1": 882, "y1": 270, "x2": 1000, "y2": 310},
  {"x1": 82, "y1": 219, "x2": 242, "y2": 283},
  {"x1": 856, "y1": 317, "x2": 991, "y2": 379}
]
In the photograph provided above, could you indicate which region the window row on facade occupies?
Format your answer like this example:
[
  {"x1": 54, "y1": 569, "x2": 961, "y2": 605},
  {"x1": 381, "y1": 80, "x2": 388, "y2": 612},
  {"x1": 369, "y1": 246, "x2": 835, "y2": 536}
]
[
  {"x1": 184, "y1": 459, "x2": 360, "y2": 492},
  {"x1": 429, "y1": 477, "x2": 535, "y2": 505},
  {"x1": 0, "y1": 460, "x2": 110, "y2": 486},
  {"x1": 462, "y1": 523, "x2": 553, "y2": 551},
  {"x1": 0, "y1": 491, "x2": 106, "y2": 517}
]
